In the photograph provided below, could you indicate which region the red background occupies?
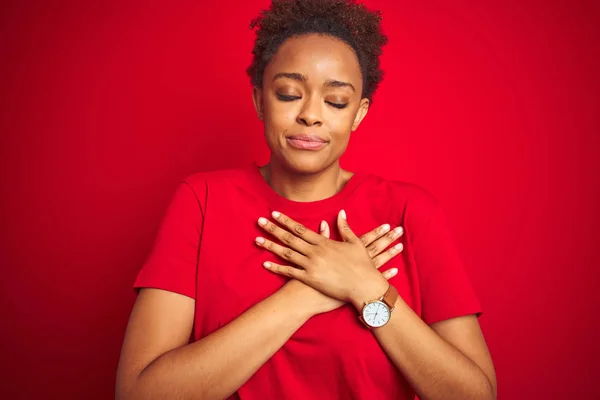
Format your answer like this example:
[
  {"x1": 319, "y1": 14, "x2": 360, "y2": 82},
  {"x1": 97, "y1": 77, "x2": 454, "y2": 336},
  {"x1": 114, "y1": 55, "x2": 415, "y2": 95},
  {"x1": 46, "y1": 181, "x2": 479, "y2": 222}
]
[{"x1": 1, "y1": 1, "x2": 599, "y2": 398}]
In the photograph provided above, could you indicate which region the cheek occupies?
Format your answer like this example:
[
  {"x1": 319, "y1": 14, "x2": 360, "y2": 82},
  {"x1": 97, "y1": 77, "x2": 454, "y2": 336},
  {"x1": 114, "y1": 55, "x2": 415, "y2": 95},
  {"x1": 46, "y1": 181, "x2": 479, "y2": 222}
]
[
  {"x1": 263, "y1": 99, "x2": 296, "y2": 133},
  {"x1": 327, "y1": 110, "x2": 356, "y2": 139},
  {"x1": 264, "y1": 94, "x2": 294, "y2": 117},
  {"x1": 261, "y1": 108, "x2": 292, "y2": 153},
  {"x1": 330, "y1": 132, "x2": 352, "y2": 155},
  {"x1": 328, "y1": 111, "x2": 355, "y2": 131}
]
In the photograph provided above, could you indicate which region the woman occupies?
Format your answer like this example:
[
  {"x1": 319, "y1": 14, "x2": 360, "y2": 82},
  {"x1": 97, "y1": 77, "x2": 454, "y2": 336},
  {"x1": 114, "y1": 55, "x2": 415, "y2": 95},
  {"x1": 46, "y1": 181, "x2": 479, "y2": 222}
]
[{"x1": 116, "y1": 0, "x2": 497, "y2": 399}]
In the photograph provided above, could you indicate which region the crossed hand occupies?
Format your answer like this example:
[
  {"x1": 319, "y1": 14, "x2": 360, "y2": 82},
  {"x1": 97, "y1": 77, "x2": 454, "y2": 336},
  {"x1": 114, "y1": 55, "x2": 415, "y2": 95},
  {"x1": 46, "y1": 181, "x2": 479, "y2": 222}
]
[{"x1": 255, "y1": 209, "x2": 404, "y2": 313}]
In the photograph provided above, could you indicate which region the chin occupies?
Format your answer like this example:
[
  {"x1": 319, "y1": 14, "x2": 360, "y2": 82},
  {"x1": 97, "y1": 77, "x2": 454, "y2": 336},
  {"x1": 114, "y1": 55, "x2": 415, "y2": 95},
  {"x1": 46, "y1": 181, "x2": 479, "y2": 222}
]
[{"x1": 277, "y1": 153, "x2": 334, "y2": 176}]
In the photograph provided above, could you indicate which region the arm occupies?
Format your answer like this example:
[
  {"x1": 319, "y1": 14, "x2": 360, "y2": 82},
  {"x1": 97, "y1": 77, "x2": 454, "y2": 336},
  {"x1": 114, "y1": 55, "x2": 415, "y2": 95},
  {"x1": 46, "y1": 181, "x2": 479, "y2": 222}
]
[
  {"x1": 117, "y1": 221, "x2": 399, "y2": 400},
  {"x1": 354, "y1": 192, "x2": 496, "y2": 400},
  {"x1": 116, "y1": 284, "x2": 313, "y2": 400},
  {"x1": 117, "y1": 179, "x2": 304, "y2": 399},
  {"x1": 254, "y1": 208, "x2": 496, "y2": 400},
  {"x1": 350, "y1": 295, "x2": 496, "y2": 400}
]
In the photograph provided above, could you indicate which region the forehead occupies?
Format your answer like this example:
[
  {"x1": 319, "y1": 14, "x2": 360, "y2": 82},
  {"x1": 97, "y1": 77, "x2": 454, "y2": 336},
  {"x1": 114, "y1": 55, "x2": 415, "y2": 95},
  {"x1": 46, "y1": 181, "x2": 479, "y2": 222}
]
[{"x1": 265, "y1": 33, "x2": 362, "y2": 85}]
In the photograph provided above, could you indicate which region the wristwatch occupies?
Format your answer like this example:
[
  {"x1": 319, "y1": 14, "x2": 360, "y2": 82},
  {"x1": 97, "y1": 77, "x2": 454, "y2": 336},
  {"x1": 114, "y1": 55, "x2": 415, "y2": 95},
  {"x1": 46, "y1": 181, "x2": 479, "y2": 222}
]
[{"x1": 359, "y1": 284, "x2": 399, "y2": 329}]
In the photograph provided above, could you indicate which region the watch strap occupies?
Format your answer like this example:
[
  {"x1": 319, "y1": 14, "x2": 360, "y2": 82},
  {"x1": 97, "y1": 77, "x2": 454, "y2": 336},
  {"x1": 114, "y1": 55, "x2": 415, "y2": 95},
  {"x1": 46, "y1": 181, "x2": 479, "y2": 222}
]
[{"x1": 381, "y1": 284, "x2": 399, "y2": 311}]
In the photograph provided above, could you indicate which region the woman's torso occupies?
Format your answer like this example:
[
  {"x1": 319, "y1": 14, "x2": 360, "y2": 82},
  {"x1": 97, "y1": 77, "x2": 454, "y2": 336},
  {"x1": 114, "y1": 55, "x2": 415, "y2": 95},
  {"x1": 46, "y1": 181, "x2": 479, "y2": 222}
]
[{"x1": 189, "y1": 165, "x2": 421, "y2": 399}]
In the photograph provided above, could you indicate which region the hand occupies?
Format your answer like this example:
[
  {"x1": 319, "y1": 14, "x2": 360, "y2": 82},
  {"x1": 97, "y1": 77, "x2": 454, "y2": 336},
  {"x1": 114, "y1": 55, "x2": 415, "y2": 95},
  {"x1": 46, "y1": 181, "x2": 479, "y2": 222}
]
[
  {"x1": 278, "y1": 218, "x2": 404, "y2": 316},
  {"x1": 255, "y1": 209, "x2": 405, "y2": 311}
]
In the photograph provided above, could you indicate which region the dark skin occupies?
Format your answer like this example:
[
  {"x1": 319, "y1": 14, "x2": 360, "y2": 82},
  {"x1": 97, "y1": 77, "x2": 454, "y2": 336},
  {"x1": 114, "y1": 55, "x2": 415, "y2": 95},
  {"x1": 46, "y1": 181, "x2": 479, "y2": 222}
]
[
  {"x1": 252, "y1": 33, "x2": 369, "y2": 202},
  {"x1": 252, "y1": 32, "x2": 396, "y2": 311},
  {"x1": 115, "y1": 32, "x2": 402, "y2": 398},
  {"x1": 251, "y1": 32, "x2": 395, "y2": 312},
  {"x1": 252, "y1": 33, "x2": 497, "y2": 400},
  {"x1": 115, "y1": 32, "x2": 495, "y2": 400}
]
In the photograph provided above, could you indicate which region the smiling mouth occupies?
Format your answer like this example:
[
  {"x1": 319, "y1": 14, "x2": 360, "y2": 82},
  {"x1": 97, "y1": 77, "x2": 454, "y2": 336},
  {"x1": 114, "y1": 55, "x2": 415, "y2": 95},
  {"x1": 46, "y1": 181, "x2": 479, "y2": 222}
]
[
  {"x1": 286, "y1": 134, "x2": 327, "y2": 142},
  {"x1": 286, "y1": 137, "x2": 328, "y2": 150}
]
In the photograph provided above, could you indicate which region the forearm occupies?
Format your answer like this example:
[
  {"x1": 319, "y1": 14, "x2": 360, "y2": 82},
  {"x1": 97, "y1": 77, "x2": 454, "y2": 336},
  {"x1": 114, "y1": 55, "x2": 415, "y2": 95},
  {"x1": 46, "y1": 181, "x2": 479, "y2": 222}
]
[
  {"x1": 357, "y1": 298, "x2": 494, "y2": 400},
  {"x1": 127, "y1": 285, "x2": 311, "y2": 400}
]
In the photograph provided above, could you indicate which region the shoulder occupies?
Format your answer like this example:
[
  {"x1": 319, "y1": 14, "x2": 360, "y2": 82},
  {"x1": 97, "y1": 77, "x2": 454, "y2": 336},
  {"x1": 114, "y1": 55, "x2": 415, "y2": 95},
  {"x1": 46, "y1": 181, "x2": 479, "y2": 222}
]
[
  {"x1": 180, "y1": 165, "x2": 249, "y2": 195},
  {"x1": 166, "y1": 166, "x2": 250, "y2": 217},
  {"x1": 360, "y1": 171, "x2": 441, "y2": 212}
]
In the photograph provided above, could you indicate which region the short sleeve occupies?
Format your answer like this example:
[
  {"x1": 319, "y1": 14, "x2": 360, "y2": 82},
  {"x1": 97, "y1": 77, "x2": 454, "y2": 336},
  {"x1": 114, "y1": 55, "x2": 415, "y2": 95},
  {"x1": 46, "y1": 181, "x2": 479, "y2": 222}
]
[
  {"x1": 407, "y1": 189, "x2": 482, "y2": 325},
  {"x1": 133, "y1": 180, "x2": 205, "y2": 299}
]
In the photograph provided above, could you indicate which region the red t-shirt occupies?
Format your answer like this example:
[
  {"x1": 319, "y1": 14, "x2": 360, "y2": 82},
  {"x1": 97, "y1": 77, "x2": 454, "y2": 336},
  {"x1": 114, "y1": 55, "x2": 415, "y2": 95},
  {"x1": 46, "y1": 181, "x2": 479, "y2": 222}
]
[{"x1": 134, "y1": 163, "x2": 482, "y2": 399}]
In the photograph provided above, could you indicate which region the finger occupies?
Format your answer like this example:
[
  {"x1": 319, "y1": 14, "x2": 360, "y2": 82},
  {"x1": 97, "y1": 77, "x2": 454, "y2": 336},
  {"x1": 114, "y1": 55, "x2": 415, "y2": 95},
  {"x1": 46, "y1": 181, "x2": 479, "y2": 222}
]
[
  {"x1": 372, "y1": 243, "x2": 404, "y2": 269},
  {"x1": 319, "y1": 220, "x2": 331, "y2": 239},
  {"x1": 258, "y1": 216, "x2": 312, "y2": 255},
  {"x1": 365, "y1": 226, "x2": 404, "y2": 258},
  {"x1": 271, "y1": 211, "x2": 324, "y2": 245},
  {"x1": 358, "y1": 223, "x2": 391, "y2": 247},
  {"x1": 381, "y1": 267, "x2": 399, "y2": 280},
  {"x1": 255, "y1": 236, "x2": 310, "y2": 268},
  {"x1": 337, "y1": 209, "x2": 359, "y2": 243},
  {"x1": 263, "y1": 261, "x2": 307, "y2": 281}
]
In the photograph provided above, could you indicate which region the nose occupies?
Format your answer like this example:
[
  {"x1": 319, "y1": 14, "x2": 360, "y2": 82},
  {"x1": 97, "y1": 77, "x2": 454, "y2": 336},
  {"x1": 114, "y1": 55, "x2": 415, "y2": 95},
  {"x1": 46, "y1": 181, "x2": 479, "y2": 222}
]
[{"x1": 296, "y1": 95, "x2": 323, "y2": 127}]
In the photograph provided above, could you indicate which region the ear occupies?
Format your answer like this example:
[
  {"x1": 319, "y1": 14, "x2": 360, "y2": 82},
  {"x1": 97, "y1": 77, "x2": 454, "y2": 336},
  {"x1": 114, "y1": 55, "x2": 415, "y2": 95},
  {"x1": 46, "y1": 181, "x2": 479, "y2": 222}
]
[
  {"x1": 351, "y1": 97, "x2": 370, "y2": 131},
  {"x1": 252, "y1": 86, "x2": 264, "y2": 120}
]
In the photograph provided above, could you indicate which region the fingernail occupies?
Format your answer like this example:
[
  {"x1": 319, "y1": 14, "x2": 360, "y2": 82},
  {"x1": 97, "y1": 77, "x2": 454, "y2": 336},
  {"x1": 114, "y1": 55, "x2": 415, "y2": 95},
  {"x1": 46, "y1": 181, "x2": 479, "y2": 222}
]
[
  {"x1": 255, "y1": 237, "x2": 265, "y2": 244},
  {"x1": 340, "y1": 209, "x2": 347, "y2": 220},
  {"x1": 394, "y1": 243, "x2": 403, "y2": 251},
  {"x1": 391, "y1": 268, "x2": 398, "y2": 275},
  {"x1": 272, "y1": 211, "x2": 281, "y2": 219},
  {"x1": 320, "y1": 220, "x2": 326, "y2": 232},
  {"x1": 263, "y1": 261, "x2": 271, "y2": 269},
  {"x1": 394, "y1": 226, "x2": 404, "y2": 236},
  {"x1": 381, "y1": 224, "x2": 391, "y2": 233},
  {"x1": 258, "y1": 217, "x2": 267, "y2": 226}
]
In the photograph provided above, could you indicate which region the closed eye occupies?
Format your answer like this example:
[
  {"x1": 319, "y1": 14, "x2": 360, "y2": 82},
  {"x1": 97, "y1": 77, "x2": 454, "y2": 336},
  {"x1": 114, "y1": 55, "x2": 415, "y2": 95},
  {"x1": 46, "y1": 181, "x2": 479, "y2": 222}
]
[
  {"x1": 276, "y1": 94, "x2": 348, "y2": 109},
  {"x1": 276, "y1": 94, "x2": 301, "y2": 101},
  {"x1": 326, "y1": 101, "x2": 348, "y2": 109}
]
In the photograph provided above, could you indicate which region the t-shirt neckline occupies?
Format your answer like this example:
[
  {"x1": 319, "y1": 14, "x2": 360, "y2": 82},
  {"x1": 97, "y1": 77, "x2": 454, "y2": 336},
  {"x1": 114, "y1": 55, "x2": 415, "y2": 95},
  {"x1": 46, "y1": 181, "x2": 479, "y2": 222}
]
[{"x1": 245, "y1": 161, "x2": 367, "y2": 217}]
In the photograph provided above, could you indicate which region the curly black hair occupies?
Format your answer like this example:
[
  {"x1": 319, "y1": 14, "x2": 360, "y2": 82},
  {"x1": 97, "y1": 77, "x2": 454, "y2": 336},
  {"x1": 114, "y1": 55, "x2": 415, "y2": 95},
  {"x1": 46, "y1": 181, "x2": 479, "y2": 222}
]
[{"x1": 246, "y1": 0, "x2": 388, "y2": 103}]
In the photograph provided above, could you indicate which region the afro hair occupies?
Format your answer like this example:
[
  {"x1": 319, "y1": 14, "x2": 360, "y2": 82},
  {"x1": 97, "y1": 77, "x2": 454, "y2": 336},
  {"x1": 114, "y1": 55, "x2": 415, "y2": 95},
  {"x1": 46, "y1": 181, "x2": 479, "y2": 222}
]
[{"x1": 246, "y1": 0, "x2": 388, "y2": 103}]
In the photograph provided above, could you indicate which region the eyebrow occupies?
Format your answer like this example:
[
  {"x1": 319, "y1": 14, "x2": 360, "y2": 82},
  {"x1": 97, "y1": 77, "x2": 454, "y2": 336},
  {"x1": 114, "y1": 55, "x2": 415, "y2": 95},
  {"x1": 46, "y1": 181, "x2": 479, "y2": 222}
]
[
  {"x1": 324, "y1": 78, "x2": 355, "y2": 92},
  {"x1": 273, "y1": 72, "x2": 355, "y2": 92}
]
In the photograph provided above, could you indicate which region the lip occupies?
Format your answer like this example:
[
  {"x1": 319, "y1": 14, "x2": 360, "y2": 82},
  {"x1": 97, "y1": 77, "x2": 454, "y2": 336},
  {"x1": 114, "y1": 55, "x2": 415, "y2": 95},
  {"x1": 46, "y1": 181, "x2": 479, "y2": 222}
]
[
  {"x1": 286, "y1": 134, "x2": 328, "y2": 143},
  {"x1": 286, "y1": 134, "x2": 329, "y2": 151}
]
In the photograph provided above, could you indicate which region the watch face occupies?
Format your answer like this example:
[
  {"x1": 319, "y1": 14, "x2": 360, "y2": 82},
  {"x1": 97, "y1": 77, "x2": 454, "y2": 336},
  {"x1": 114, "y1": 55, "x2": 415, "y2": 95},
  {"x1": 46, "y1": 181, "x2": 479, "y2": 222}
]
[{"x1": 362, "y1": 301, "x2": 391, "y2": 327}]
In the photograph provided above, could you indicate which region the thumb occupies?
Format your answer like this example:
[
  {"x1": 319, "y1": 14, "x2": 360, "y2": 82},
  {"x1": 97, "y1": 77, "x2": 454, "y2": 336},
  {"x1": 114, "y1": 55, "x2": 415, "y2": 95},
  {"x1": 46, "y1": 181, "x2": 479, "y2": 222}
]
[
  {"x1": 337, "y1": 209, "x2": 358, "y2": 243},
  {"x1": 319, "y1": 220, "x2": 330, "y2": 239}
]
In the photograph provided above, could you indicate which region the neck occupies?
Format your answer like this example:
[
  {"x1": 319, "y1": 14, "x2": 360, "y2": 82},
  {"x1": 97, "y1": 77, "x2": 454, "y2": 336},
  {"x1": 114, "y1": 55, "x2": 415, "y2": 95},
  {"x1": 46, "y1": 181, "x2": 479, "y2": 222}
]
[{"x1": 260, "y1": 159, "x2": 353, "y2": 202}]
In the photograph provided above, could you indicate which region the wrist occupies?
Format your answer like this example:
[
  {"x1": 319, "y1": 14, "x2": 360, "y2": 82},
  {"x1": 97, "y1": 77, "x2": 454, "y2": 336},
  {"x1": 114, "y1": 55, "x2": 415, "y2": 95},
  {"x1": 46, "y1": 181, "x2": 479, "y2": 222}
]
[
  {"x1": 350, "y1": 276, "x2": 390, "y2": 312},
  {"x1": 279, "y1": 280, "x2": 319, "y2": 321}
]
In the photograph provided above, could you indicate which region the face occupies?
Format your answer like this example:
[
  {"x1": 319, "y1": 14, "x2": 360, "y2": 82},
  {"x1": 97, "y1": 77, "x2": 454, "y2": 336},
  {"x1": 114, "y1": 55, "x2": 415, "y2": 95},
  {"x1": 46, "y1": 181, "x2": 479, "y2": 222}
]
[{"x1": 253, "y1": 33, "x2": 369, "y2": 174}]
